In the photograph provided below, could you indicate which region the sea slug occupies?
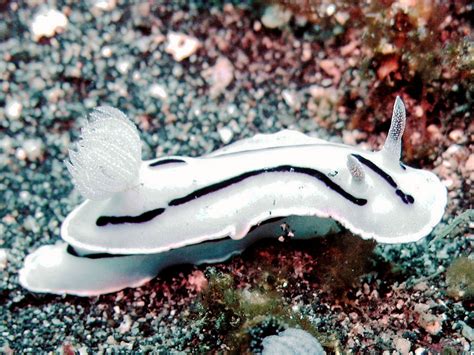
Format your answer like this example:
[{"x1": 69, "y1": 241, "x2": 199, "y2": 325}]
[{"x1": 19, "y1": 97, "x2": 447, "y2": 296}]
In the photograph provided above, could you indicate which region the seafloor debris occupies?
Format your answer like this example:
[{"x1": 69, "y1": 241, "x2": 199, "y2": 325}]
[
  {"x1": 149, "y1": 84, "x2": 168, "y2": 101},
  {"x1": 5, "y1": 98, "x2": 22, "y2": 120},
  {"x1": 165, "y1": 32, "x2": 200, "y2": 62},
  {"x1": 30, "y1": 8, "x2": 68, "y2": 41},
  {"x1": 0, "y1": 249, "x2": 7, "y2": 271},
  {"x1": 261, "y1": 4, "x2": 292, "y2": 29},
  {"x1": 202, "y1": 56, "x2": 234, "y2": 98}
]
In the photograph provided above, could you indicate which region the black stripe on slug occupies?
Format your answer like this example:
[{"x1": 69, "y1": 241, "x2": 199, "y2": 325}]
[
  {"x1": 66, "y1": 237, "x2": 234, "y2": 259},
  {"x1": 149, "y1": 158, "x2": 187, "y2": 167},
  {"x1": 169, "y1": 165, "x2": 367, "y2": 207},
  {"x1": 66, "y1": 245, "x2": 130, "y2": 259},
  {"x1": 96, "y1": 165, "x2": 367, "y2": 228},
  {"x1": 396, "y1": 189, "x2": 415, "y2": 204},
  {"x1": 96, "y1": 207, "x2": 165, "y2": 227},
  {"x1": 351, "y1": 154, "x2": 397, "y2": 188},
  {"x1": 351, "y1": 154, "x2": 414, "y2": 204}
]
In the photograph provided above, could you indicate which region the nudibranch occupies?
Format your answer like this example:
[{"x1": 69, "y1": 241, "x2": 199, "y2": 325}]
[{"x1": 19, "y1": 98, "x2": 447, "y2": 296}]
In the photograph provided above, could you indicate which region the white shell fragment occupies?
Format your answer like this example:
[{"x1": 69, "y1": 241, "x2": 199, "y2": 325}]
[
  {"x1": 262, "y1": 328, "x2": 325, "y2": 355},
  {"x1": 65, "y1": 107, "x2": 142, "y2": 200},
  {"x1": 165, "y1": 32, "x2": 200, "y2": 62},
  {"x1": 31, "y1": 8, "x2": 68, "y2": 41},
  {"x1": 19, "y1": 97, "x2": 447, "y2": 296}
]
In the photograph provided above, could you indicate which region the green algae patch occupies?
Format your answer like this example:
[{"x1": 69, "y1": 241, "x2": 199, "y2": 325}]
[
  {"x1": 194, "y1": 268, "x2": 332, "y2": 353},
  {"x1": 446, "y1": 257, "x2": 474, "y2": 301},
  {"x1": 310, "y1": 232, "x2": 377, "y2": 296}
]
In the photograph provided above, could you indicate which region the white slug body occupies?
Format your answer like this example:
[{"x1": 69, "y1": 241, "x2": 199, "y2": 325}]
[
  {"x1": 62, "y1": 138, "x2": 444, "y2": 253},
  {"x1": 20, "y1": 216, "x2": 337, "y2": 296},
  {"x1": 19, "y1": 97, "x2": 447, "y2": 296}
]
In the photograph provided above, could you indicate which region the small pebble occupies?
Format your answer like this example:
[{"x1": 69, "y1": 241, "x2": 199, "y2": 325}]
[
  {"x1": 282, "y1": 89, "x2": 301, "y2": 111},
  {"x1": 460, "y1": 321, "x2": 474, "y2": 341},
  {"x1": 0, "y1": 136, "x2": 13, "y2": 152},
  {"x1": 413, "y1": 281, "x2": 428, "y2": 291},
  {"x1": 321, "y1": 78, "x2": 333, "y2": 87},
  {"x1": 335, "y1": 11, "x2": 350, "y2": 25},
  {"x1": 302, "y1": 44, "x2": 312, "y2": 61},
  {"x1": 187, "y1": 270, "x2": 208, "y2": 292},
  {"x1": 261, "y1": 5, "x2": 292, "y2": 29},
  {"x1": 319, "y1": 59, "x2": 341, "y2": 83},
  {"x1": 24, "y1": 216, "x2": 40, "y2": 233},
  {"x1": 118, "y1": 315, "x2": 133, "y2": 334},
  {"x1": 31, "y1": 8, "x2": 68, "y2": 41},
  {"x1": 101, "y1": 46, "x2": 112, "y2": 58},
  {"x1": 326, "y1": 4, "x2": 336, "y2": 16},
  {"x1": 116, "y1": 60, "x2": 132, "y2": 75},
  {"x1": 0, "y1": 249, "x2": 7, "y2": 270},
  {"x1": 449, "y1": 129, "x2": 467, "y2": 144},
  {"x1": 393, "y1": 337, "x2": 411, "y2": 354},
  {"x1": 465, "y1": 154, "x2": 474, "y2": 172},
  {"x1": 165, "y1": 32, "x2": 200, "y2": 62},
  {"x1": 149, "y1": 84, "x2": 168, "y2": 101},
  {"x1": 22, "y1": 139, "x2": 44, "y2": 161},
  {"x1": 226, "y1": 104, "x2": 238, "y2": 117},
  {"x1": 218, "y1": 127, "x2": 233, "y2": 144},
  {"x1": 5, "y1": 99, "x2": 22, "y2": 120},
  {"x1": 309, "y1": 85, "x2": 337, "y2": 102},
  {"x1": 203, "y1": 56, "x2": 234, "y2": 98},
  {"x1": 92, "y1": 0, "x2": 116, "y2": 11},
  {"x1": 106, "y1": 335, "x2": 117, "y2": 345},
  {"x1": 418, "y1": 313, "x2": 443, "y2": 335}
]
